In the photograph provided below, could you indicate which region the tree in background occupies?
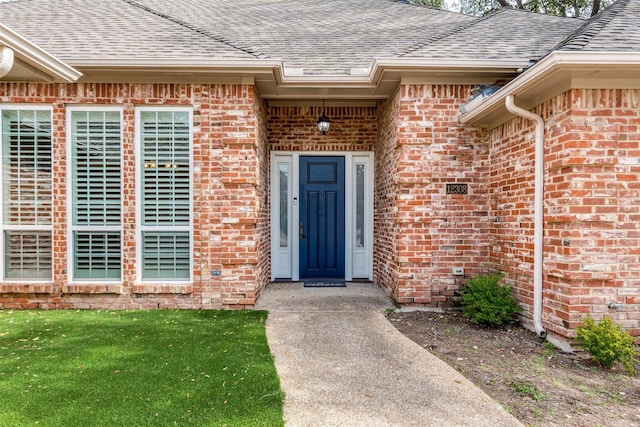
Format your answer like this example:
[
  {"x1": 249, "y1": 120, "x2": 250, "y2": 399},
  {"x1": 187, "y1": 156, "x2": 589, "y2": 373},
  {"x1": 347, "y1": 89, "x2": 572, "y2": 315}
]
[{"x1": 410, "y1": 0, "x2": 614, "y2": 17}]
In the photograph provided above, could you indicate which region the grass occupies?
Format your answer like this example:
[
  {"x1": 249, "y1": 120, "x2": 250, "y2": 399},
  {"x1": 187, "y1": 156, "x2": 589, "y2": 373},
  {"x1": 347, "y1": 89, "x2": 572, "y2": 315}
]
[
  {"x1": 0, "y1": 309, "x2": 284, "y2": 426},
  {"x1": 508, "y1": 379, "x2": 545, "y2": 402}
]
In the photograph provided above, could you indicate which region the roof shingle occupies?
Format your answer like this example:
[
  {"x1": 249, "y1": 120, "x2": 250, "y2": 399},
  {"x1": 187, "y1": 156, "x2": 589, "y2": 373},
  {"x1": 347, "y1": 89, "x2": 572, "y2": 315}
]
[
  {"x1": 556, "y1": 0, "x2": 640, "y2": 51},
  {"x1": 1, "y1": 0, "x2": 638, "y2": 76},
  {"x1": 401, "y1": 8, "x2": 583, "y2": 61}
]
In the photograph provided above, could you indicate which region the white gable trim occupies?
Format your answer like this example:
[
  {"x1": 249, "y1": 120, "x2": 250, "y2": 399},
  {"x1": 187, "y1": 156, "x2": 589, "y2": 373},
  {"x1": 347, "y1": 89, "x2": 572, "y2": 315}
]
[
  {"x1": 0, "y1": 23, "x2": 81, "y2": 82},
  {"x1": 460, "y1": 51, "x2": 640, "y2": 128}
]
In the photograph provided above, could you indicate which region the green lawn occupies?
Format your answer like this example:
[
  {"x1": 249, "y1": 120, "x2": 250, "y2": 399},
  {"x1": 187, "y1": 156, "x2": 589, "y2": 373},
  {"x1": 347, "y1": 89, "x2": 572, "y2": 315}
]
[{"x1": 0, "y1": 309, "x2": 284, "y2": 426}]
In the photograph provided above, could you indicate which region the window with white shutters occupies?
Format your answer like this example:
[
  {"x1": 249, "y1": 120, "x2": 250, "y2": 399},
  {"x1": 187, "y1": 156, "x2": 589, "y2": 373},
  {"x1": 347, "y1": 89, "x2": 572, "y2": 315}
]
[
  {"x1": 69, "y1": 109, "x2": 122, "y2": 280},
  {"x1": 1, "y1": 109, "x2": 53, "y2": 280},
  {"x1": 137, "y1": 109, "x2": 191, "y2": 281}
]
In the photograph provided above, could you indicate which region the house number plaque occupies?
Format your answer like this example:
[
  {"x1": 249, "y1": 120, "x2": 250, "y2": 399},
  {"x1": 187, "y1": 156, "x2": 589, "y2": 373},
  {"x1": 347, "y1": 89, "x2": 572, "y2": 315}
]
[{"x1": 446, "y1": 183, "x2": 468, "y2": 195}]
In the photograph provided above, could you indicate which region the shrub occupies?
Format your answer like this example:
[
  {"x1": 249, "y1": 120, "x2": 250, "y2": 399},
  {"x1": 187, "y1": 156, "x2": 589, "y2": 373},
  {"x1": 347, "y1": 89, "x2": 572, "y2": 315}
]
[
  {"x1": 461, "y1": 273, "x2": 520, "y2": 327},
  {"x1": 575, "y1": 315, "x2": 639, "y2": 375}
]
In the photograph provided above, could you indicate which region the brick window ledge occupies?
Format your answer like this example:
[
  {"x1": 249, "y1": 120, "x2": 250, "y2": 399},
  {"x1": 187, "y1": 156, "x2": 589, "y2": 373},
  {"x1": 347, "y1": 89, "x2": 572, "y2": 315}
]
[
  {"x1": 64, "y1": 284, "x2": 124, "y2": 294},
  {"x1": 1, "y1": 283, "x2": 55, "y2": 294},
  {"x1": 132, "y1": 284, "x2": 193, "y2": 295}
]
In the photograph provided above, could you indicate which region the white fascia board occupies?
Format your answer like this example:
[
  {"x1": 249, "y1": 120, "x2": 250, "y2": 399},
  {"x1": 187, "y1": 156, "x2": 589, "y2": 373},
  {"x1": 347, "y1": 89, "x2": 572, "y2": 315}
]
[
  {"x1": 75, "y1": 58, "x2": 284, "y2": 71},
  {"x1": 269, "y1": 58, "x2": 529, "y2": 90},
  {"x1": 372, "y1": 57, "x2": 531, "y2": 71},
  {"x1": 75, "y1": 58, "x2": 284, "y2": 82},
  {"x1": 459, "y1": 51, "x2": 640, "y2": 126},
  {"x1": 0, "y1": 23, "x2": 82, "y2": 82},
  {"x1": 288, "y1": 58, "x2": 529, "y2": 86},
  {"x1": 73, "y1": 56, "x2": 542, "y2": 100},
  {"x1": 370, "y1": 58, "x2": 530, "y2": 80}
]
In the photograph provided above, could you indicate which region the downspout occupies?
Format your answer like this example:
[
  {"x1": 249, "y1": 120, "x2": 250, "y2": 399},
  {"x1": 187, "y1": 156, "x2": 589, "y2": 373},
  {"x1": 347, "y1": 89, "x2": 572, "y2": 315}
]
[
  {"x1": 0, "y1": 46, "x2": 14, "y2": 78},
  {"x1": 505, "y1": 95, "x2": 547, "y2": 339}
]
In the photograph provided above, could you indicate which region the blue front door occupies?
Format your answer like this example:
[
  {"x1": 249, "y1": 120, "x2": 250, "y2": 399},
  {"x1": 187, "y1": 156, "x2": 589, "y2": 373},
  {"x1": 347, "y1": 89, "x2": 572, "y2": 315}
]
[{"x1": 299, "y1": 156, "x2": 345, "y2": 279}]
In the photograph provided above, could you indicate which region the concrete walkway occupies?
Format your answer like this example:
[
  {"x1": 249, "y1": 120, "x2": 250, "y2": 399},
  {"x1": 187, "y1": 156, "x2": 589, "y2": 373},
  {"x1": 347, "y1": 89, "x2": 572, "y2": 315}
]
[{"x1": 255, "y1": 282, "x2": 523, "y2": 427}]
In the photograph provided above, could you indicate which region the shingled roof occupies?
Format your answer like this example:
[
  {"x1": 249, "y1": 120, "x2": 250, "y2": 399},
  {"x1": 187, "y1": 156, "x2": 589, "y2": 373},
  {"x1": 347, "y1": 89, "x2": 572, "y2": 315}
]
[
  {"x1": 0, "y1": 0, "x2": 259, "y2": 61},
  {"x1": 1, "y1": 0, "x2": 639, "y2": 100},
  {"x1": 0, "y1": 0, "x2": 594, "y2": 77},
  {"x1": 1, "y1": 0, "x2": 477, "y2": 75},
  {"x1": 556, "y1": 0, "x2": 640, "y2": 51},
  {"x1": 402, "y1": 8, "x2": 583, "y2": 61}
]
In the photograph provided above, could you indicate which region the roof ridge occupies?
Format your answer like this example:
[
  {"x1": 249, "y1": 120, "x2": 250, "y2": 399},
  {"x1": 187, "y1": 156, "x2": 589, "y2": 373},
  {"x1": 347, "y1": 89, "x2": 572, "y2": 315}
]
[
  {"x1": 121, "y1": 0, "x2": 267, "y2": 59},
  {"x1": 552, "y1": 0, "x2": 629, "y2": 51},
  {"x1": 398, "y1": 7, "x2": 507, "y2": 57}
]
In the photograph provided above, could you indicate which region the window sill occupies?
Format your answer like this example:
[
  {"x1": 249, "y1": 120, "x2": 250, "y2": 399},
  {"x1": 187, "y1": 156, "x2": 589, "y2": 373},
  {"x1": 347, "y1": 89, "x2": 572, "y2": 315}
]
[
  {"x1": 132, "y1": 284, "x2": 193, "y2": 295},
  {"x1": 65, "y1": 284, "x2": 124, "y2": 294},
  {"x1": 0, "y1": 283, "x2": 54, "y2": 294}
]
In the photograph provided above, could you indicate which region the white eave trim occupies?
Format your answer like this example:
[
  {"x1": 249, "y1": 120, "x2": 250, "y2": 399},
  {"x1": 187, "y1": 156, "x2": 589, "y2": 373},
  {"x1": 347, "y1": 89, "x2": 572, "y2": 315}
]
[
  {"x1": 459, "y1": 51, "x2": 640, "y2": 127},
  {"x1": 0, "y1": 23, "x2": 82, "y2": 82},
  {"x1": 71, "y1": 56, "x2": 530, "y2": 93},
  {"x1": 74, "y1": 58, "x2": 284, "y2": 72},
  {"x1": 371, "y1": 57, "x2": 530, "y2": 72}
]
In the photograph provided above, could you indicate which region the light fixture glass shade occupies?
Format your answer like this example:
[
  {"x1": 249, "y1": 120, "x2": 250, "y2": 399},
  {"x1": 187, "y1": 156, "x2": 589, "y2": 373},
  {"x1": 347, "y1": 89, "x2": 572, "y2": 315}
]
[{"x1": 317, "y1": 114, "x2": 331, "y2": 135}]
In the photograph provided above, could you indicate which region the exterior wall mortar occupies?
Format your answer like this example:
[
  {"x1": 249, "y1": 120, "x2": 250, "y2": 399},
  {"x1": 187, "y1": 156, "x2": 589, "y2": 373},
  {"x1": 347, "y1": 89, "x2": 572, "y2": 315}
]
[
  {"x1": 376, "y1": 85, "x2": 490, "y2": 308},
  {"x1": 489, "y1": 88, "x2": 640, "y2": 340},
  {"x1": 2, "y1": 81, "x2": 637, "y2": 343},
  {"x1": 268, "y1": 105, "x2": 376, "y2": 152},
  {"x1": 0, "y1": 82, "x2": 263, "y2": 309}
]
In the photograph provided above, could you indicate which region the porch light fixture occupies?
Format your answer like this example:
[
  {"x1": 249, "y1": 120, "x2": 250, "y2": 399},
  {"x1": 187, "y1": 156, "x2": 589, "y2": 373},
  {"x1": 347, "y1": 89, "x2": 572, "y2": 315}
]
[{"x1": 317, "y1": 99, "x2": 331, "y2": 135}]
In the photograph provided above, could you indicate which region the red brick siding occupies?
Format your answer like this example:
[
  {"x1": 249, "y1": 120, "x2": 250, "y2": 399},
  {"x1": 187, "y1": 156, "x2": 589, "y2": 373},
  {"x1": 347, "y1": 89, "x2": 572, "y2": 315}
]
[
  {"x1": 0, "y1": 82, "x2": 263, "y2": 309},
  {"x1": 374, "y1": 91, "x2": 402, "y2": 300},
  {"x1": 488, "y1": 114, "x2": 538, "y2": 328},
  {"x1": 489, "y1": 88, "x2": 640, "y2": 340},
  {"x1": 254, "y1": 94, "x2": 271, "y2": 301},
  {"x1": 375, "y1": 85, "x2": 490, "y2": 307},
  {"x1": 268, "y1": 105, "x2": 376, "y2": 152},
  {"x1": 3, "y1": 80, "x2": 636, "y2": 342}
]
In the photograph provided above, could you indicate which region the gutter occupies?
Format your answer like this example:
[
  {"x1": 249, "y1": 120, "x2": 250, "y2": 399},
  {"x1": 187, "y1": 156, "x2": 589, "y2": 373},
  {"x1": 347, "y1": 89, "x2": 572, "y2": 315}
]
[
  {"x1": 505, "y1": 95, "x2": 546, "y2": 339},
  {"x1": 0, "y1": 23, "x2": 82, "y2": 82},
  {"x1": 460, "y1": 51, "x2": 640, "y2": 126},
  {"x1": 72, "y1": 57, "x2": 529, "y2": 91},
  {"x1": 0, "y1": 45, "x2": 14, "y2": 78}
]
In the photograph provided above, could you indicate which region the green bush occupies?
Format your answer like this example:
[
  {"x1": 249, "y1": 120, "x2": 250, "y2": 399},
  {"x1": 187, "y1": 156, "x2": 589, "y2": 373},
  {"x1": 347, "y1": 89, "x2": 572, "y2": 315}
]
[
  {"x1": 461, "y1": 273, "x2": 520, "y2": 327},
  {"x1": 575, "y1": 315, "x2": 639, "y2": 375}
]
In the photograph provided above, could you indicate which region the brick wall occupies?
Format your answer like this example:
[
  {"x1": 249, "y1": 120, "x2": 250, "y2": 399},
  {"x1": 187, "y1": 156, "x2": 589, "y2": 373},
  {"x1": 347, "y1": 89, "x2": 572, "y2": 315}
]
[
  {"x1": 0, "y1": 82, "x2": 264, "y2": 309},
  {"x1": 375, "y1": 85, "x2": 490, "y2": 308},
  {"x1": 3, "y1": 81, "x2": 636, "y2": 341},
  {"x1": 268, "y1": 105, "x2": 376, "y2": 152},
  {"x1": 374, "y1": 91, "x2": 401, "y2": 300},
  {"x1": 488, "y1": 113, "x2": 538, "y2": 329},
  {"x1": 489, "y1": 88, "x2": 640, "y2": 340},
  {"x1": 254, "y1": 94, "x2": 271, "y2": 301}
]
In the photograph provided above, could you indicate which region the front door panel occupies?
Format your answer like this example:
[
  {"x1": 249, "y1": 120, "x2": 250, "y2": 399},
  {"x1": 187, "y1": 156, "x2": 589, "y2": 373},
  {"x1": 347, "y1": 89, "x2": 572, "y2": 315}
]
[{"x1": 299, "y1": 156, "x2": 345, "y2": 279}]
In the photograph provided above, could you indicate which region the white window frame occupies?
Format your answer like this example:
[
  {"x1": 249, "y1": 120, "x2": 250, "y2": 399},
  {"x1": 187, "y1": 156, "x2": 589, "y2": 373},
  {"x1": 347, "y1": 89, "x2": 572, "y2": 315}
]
[
  {"x1": 271, "y1": 156, "x2": 293, "y2": 279},
  {"x1": 349, "y1": 155, "x2": 373, "y2": 280},
  {"x1": 135, "y1": 107, "x2": 193, "y2": 284},
  {"x1": 0, "y1": 106, "x2": 54, "y2": 283},
  {"x1": 66, "y1": 106, "x2": 123, "y2": 284},
  {"x1": 270, "y1": 151, "x2": 374, "y2": 282}
]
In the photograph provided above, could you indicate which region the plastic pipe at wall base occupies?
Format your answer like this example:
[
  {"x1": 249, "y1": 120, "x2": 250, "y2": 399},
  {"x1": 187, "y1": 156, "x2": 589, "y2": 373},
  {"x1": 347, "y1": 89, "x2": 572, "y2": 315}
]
[
  {"x1": 0, "y1": 46, "x2": 14, "y2": 78},
  {"x1": 505, "y1": 95, "x2": 546, "y2": 339}
]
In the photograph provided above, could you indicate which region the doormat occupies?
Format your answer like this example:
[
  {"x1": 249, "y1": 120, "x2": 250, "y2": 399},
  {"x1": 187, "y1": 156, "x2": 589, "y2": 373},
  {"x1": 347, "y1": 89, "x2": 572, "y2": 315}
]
[{"x1": 303, "y1": 280, "x2": 346, "y2": 288}]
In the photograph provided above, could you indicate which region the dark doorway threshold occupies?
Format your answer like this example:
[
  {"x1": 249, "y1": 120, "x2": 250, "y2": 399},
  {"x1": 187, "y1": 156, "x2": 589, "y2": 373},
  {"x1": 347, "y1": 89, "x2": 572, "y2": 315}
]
[{"x1": 302, "y1": 279, "x2": 347, "y2": 288}]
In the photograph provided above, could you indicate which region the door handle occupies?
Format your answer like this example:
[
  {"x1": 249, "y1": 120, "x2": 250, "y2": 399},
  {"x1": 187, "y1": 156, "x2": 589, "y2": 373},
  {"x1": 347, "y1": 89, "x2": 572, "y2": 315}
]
[{"x1": 299, "y1": 222, "x2": 305, "y2": 239}]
